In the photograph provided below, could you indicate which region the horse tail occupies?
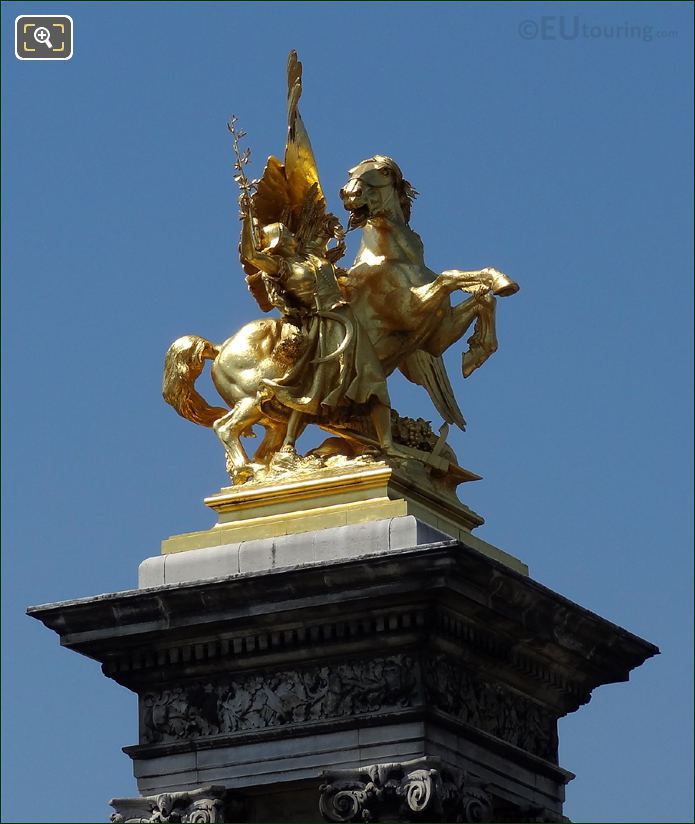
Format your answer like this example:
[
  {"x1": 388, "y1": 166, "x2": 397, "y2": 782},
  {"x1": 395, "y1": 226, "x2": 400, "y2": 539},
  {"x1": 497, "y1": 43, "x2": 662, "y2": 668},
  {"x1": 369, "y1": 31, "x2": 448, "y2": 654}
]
[{"x1": 162, "y1": 335, "x2": 228, "y2": 427}]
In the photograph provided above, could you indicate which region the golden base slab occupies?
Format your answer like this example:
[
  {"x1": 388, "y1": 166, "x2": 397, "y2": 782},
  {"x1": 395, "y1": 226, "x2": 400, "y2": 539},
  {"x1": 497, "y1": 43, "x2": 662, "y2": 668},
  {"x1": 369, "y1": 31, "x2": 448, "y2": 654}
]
[{"x1": 160, "y1": 461, "x2": 485, "y2": 556}]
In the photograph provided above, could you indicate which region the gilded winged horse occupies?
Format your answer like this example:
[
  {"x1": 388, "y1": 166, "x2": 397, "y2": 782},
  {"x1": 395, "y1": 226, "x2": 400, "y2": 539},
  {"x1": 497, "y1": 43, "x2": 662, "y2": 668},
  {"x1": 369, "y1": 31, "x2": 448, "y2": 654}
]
[
  {"x1": 337, "y1": 154, "x2": 518, "y2": 432},
  {"x1": 162, "y1": 51, "x2": 518, "y2": 482}
]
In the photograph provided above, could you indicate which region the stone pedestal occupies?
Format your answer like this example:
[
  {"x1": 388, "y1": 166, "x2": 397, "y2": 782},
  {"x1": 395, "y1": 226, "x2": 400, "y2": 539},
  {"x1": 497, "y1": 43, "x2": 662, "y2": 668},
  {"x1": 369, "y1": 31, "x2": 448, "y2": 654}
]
[
  {"x1": 29, "y1": 504, "x2": 657, "y2": 823},
  {"x1": 159, "y1": 461, "x2": 486, "y2": 555}
]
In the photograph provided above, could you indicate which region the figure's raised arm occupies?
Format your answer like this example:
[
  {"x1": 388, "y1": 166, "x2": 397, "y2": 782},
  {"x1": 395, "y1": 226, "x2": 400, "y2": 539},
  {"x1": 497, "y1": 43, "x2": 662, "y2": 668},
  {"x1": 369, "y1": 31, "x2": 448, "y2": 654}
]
[{"x1": 239, "y1": 211, "x2": 280, "y2": 275}]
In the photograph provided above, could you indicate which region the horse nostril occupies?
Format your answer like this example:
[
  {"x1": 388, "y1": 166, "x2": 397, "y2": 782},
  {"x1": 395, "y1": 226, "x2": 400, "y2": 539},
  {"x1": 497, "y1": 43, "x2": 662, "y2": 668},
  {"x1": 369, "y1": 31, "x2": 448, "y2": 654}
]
[{"x1": 340, "y1": 183, "x2": 362, "y2": 200}]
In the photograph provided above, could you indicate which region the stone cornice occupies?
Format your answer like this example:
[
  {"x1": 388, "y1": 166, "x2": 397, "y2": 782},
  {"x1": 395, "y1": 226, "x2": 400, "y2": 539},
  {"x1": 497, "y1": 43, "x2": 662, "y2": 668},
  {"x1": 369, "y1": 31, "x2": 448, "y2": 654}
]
[{"x1": 28, "y1": 540, "x2": 658, "y2": 715}]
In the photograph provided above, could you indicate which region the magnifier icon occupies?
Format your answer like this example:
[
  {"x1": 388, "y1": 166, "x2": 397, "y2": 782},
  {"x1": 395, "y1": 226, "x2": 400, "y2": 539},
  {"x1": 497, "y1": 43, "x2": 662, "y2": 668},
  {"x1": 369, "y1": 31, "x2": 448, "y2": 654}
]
[{"x1": 34, "y1": 26, "x2": 53, "y2": 49}]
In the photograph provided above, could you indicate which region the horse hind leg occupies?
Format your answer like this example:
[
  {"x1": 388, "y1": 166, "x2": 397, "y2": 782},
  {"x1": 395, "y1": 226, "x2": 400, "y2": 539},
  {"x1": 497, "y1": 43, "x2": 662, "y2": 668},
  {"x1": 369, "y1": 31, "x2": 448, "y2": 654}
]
[
  {"x1": 253, "y1": 418, "x2": 287, "y2": 465},
  {"x1": 213, "y1": 397, "x2": 264, "y2": 482}
]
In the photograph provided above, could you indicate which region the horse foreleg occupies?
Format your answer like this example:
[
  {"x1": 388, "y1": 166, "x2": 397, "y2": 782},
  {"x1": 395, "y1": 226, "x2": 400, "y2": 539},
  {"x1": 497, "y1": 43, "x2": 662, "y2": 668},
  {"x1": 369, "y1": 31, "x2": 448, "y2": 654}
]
[
  {"x1": 407, "y1": 267, "x2": 500, "y2": 334},
  {"x1": 462, "y1": 294, "x2": 498, "y2": 377},
  {"x1": 424, "y1": 293, "x2": 498, "y2": 378},
  {"x1": 410, "y1": 270, "x2": 485, "y2": 316},
  {"x1": 441, "y1": 267, "x2": 519, "y2": 297}
]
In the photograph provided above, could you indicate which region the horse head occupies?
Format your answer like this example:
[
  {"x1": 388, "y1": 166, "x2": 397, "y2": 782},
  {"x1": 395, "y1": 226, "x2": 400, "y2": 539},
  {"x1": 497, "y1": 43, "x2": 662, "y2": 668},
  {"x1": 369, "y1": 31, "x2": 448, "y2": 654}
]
[{"x1": 340, "y1": 155, "x2": 418, "y2": 229}]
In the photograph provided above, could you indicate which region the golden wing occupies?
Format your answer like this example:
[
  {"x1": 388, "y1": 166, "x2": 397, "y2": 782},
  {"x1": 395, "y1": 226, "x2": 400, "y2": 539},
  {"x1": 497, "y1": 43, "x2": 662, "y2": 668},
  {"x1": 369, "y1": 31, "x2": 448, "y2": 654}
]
[
  {"x1": 251, "y1": 155, "x2": 291, "y2": 231},
  {"x1": 284, "y1": 50, "x2": 326, "y2": 222},
  {"x1": 241, "y1": 51, "x2": 342, "y2": 306},
  {"x1": 250, "y1": 51, "x2": 336, "y2": 247},
  {"x1": 399, "y1": 351, "x2": 467, "y2": 431},
  {"x1": 285, "y1": 51, "x2": 345, "y2": 258}
]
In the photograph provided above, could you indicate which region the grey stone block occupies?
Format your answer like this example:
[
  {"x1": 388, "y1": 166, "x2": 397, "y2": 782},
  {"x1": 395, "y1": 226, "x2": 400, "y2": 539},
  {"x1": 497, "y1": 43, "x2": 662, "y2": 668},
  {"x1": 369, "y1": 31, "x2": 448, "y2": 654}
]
[
  {"x1": 137, "y1": 518, "x2": 457, "y2": 589},
  {"x1": 238, "y1": 537, "x2": 275, "y2": 573},
  {"x1": 357, "y1": 740, "x2": 425, "y2": 764},
  {"x1": 165, "y1": 542, "x2": 240, "y2": 584},
  {"x1": 357, "y1": 721, "x2": 425, "y2": 746},
  {"x1": 273, "y1": 531, "x2": 315, "y2": 567},
  {"x1": 314, "y1": 519, "x2": 393, "y2": 562},
  {"x1": 195, "y1": 730, "x2": 361, "y2": 770},
  {"x1": 137, "y1": 556, "x2": 166, "y2": 588},
  {"x1": 132, "y1": 751, "x2": 197, "y2": 778},
  {"x1": 136, "y1": 773, "x2": 200, "y2": 794},
  {"x1": 388, "y1": 515, "x2": 448, "y2": 549}
]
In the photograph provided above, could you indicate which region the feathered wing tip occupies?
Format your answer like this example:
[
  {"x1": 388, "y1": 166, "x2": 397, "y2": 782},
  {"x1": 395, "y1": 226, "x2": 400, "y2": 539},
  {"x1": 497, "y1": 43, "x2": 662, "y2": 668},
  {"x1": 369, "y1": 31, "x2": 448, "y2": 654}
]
[
  {"x1": 287, "y1": 50, "x2": 302, "y2": 132},
  {"x1": 282, "y1": 51, "x2": 346, "y2": 259},
  {"x1": 399, "y1": 350, "x2": 467, "y2": 431},
  {"x1": 284, "y1": 50, "x2": 324, "y2": 208},
  {"x1": 287, "y1": 50, "x2": 302, "y2": 94}
]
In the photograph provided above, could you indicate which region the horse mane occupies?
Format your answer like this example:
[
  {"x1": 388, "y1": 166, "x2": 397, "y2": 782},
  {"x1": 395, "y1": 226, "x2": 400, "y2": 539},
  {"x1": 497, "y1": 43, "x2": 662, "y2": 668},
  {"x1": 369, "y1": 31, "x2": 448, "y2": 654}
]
[{"x1": 367, "y1": 155, "x2": 419, "y2": 223}]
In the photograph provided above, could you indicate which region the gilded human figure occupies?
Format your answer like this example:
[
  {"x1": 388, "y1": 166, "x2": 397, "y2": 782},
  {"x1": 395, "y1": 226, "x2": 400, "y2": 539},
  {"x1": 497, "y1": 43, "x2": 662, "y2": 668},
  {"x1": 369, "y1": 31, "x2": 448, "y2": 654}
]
[
  {"x1": 238, "y1": 210, "x2": 392, "y2": 457},
  {"x1": 162, "y1": 51, "x2": 519, "y2": 485}
]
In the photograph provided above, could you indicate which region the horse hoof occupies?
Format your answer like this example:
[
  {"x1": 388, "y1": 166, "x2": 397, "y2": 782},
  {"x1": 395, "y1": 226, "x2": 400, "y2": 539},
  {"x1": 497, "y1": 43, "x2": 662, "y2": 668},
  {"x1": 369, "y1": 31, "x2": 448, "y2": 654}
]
[
  {"x1": 271, "y1": 447, "x2": 301, "y2": 471},
  {"x1": 362, "y1": 445, "x2": 385, "y2": 458},
  {"x1": 463, "y1": 350, "x2": 489, "y2": 378},
  {"x1": 491, "y1": 273, "x2": 520, "y2": 297},
  {"x1": 231, "y1": 465, "x2": 255, "y2": 484}
]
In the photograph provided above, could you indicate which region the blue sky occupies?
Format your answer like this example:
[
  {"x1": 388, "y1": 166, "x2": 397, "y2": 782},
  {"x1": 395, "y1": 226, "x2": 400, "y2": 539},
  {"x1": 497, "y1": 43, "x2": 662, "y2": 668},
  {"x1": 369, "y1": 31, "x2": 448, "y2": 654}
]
[{"x1": 2, "y1": 2, "x2": 693, "y2": 822}]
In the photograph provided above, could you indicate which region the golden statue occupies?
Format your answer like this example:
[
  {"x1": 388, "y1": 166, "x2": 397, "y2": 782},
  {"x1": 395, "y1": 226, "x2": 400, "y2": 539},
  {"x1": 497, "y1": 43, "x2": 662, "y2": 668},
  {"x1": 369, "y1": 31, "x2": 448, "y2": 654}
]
[{"x1": 163, "y1": 51, "x2": 518, "y2": 489}]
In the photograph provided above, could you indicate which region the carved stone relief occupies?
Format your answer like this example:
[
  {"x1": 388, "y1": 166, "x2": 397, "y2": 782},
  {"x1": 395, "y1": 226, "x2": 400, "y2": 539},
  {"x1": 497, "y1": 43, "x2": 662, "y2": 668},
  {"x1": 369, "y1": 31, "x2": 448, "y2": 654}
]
[
  {"x1": 426, "y1": 654, "x2": 558, "y2": 762},
  {"x1": 139, "y1": 652, "x2": 557, "y2": 761},
  {"x1": 141, "y1": 655, "x2": 419, "y2": 744}
]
